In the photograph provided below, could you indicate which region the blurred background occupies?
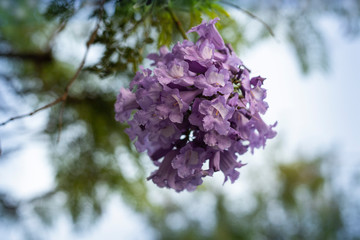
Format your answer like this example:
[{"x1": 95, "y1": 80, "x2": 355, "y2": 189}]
[{"x1": 0, "y1": 0, "x2": 359, "y2": 239}]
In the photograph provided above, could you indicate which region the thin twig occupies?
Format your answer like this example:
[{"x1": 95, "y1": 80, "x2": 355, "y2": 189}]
[
  {"x1": 165, "y1": 6, "x2": 189, "y2": 40},
  {"x1": 55, "y1": 0, "x2": 104, "y2": 140},
  {"x1": 0, "y1": 22, "x2": 100, "y2": 127},
  {"x1": 46, "y1": 20, "x2": 68, "y2": 52},
  {"x1": 221, "y1": 0, "x2": 275, "y2": 38}
]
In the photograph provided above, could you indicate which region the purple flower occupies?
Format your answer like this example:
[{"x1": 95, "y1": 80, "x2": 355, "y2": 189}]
[
  {"x1": 178, "y1": 39, "x2": 215, "y2": 70},
  {"x1": 246, "y1": 76, "x2": 269, "y2": 115},
  {"x1": 172, "y1": 144, "x2": 205, "y2": 178},
  {"x1": 148, "y1": 150, "x2": 204, "y2": 192},
  {"x1": 115, "y1": 18, "x2": 277, "y2": 192},
  {"x1": 147, "y1": 46, "x2": 172, "y2": 66},
  {"x1": 125, "y1": 117, "x2": 149, "y2": 153},
  {"x1": 219, "y1": 150, "x2": 246, "y2": 183},
  {"x1": 198, "y1": 96, "x2": 234, "y2": 135},
  {"x1": 156, "y1": 88, "x2": 200, "y2": 123},
  {"x1": 198, "y1": 39, "x2": 215, "y2": 60},
  {"x1": 156, "y1": 87, "x2": 189, "y2": 123},
  {"x1": 154, "y1": 59, "x2": 194, "y2": 86},
  {"x1": 114, "y1": 88, "x2": 138, "y2": 122},
  {"x1": 208, "y1": 149, "x2": 246, "y2": 183},
  {"x1": 248, "y1": 113, "x2": 277, "y2": 152},
  {"x1": 129, "y1": 67, "x2": 153, "y2": 90},
  {"x1": 230, "y1": 111, "x2": 252, "y2": 140},
  {"x1": 223, "y1": 49, "x2": 243, "y2": 72},
  {"x1": 188, "y1": 17, "x2": 225, "y2": 50},
  {"x1": 227, "y1": 92, "x2": 245, "y2": 108},
  {"x1": 135, "y1": 81, "x2": 162, "y2": 110},
  {"x1": 204, "y1": 130, "x2": 233, "y2": 150},
  {"x1": 188, "y1": 98, "x2": 205, "y2": 131},
  {"x1": 194, "y1": 65, "x2": 233, "y2": 96}
]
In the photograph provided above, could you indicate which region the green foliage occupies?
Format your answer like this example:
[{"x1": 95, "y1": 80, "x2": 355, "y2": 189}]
[
  {"x1": 44, "y1": 0, "x2": 76, "y2": 21},
  {"x1": 0, "y1": 0, "x2": 49, "y2": 51},
  {"x1": 83, "y1": 0, "x2": 239, "y2": 78}
]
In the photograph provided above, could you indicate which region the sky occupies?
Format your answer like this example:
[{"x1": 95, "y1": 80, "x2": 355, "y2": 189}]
[{"x1": 0, "y1": 13, "x2": 360, "y2": 240}]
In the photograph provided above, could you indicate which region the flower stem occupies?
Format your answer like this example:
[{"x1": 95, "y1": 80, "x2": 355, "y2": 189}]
[{"x1": 165, "y1": 6, "x2": 188, "y2": 40}]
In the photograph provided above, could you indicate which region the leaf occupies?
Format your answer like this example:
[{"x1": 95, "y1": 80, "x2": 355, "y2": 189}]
[
  {"x1": 44, "y1": 0, "x2": 75, "y2": 21},
  {"x1": 144, "y1": 37, "x2": 154, "y2": 43}
]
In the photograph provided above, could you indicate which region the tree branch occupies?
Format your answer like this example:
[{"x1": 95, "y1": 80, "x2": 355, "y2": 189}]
[
  {"x1": 0, "y1": 51, "x2": 53, "y2": 63},
  {"x1": 165, "y1": 6, "x2": 189, "y2": 40},
  {"x1": 221, "y1": 0, "x2": 275, "y2": 38},
  {"x1": 0, "y1": 22, "x2": 100, "y2": 127}
]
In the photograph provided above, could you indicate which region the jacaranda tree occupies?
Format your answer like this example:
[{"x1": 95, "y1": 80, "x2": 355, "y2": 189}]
[{"x1": 0, "y1": 0, "x2": 359, "y2": 239}]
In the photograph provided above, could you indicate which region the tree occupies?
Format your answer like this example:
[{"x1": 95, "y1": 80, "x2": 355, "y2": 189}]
[{"x1": 0, "y1": 0, "x2": 359, "y2": 239}]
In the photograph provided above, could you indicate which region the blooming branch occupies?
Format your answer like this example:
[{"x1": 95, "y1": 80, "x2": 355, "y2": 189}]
[{"x1": 115, "y1": 18, "x2": 277, "y2": 192}]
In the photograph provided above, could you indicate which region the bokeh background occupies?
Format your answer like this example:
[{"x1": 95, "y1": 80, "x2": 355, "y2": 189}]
[{"x1": 0, "y1": 0, "x2": 359, "y2": 239}]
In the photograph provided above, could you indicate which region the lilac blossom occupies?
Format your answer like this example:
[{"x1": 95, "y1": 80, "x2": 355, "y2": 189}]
[{"x1": 115, "y1": 18, "x2": 277, "y2": 192}]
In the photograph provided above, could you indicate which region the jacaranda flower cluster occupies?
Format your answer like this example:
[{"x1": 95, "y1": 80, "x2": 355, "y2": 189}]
[{"x1": 115, "y1": 18, "x2": 277, "y2": 192}]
